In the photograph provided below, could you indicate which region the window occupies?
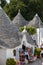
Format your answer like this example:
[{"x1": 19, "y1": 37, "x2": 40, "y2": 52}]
[
  {"x1": 13, "y1": 49, "x2": 16, "y2": 56},
  {"x1": 22, "y1": 44, "x2": 25, "y2": 51}
]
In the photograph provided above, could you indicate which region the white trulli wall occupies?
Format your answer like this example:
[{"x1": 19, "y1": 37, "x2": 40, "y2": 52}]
[
  {"x1": 0, "y1": 49, "x2": 6, "y2": 65},
  {"x1": 6, "y1": 48, "x2": 19, "y2": 61},
  {"x1": 36, "y1": 28, "x2": 43, "y2": 47}
]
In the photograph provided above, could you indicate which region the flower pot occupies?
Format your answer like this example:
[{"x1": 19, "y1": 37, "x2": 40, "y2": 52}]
[{"x1": 37, "y1": 55, "x2": 40, "y2": 58}]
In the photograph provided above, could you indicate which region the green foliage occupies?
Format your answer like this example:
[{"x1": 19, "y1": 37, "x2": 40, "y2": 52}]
[
  {"x1": 3, "y1": 0, "x2": 25, "y2": 20},
  {"x1": 19, "y1": 26, "x2": 24, "y2": 32},
  {"x1": 6, "y1": 58, "x2": 16, "y2": 65},
  {"x1": 3, "y1": 1, "x2": 17, "y2": 20},
  {"x1": 34, "y1": 48, "x2": 41, "y2": 56},
  {"x1": 1, "y1": 0, "x2": 7, "y2": 8},
  {"x1": 19, "y1": 26, "x2": 36, "y2": 35},
  {"x1": 3, "y1": 0, "x2": 43, "y2": 21},
  {"x1": 26, "y1": 26, "x2": 36, "y2": 35},
  {"x1": 16, "y1": 0, "x2": 26, "y2": 10}
]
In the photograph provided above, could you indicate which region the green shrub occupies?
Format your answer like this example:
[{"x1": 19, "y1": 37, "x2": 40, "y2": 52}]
[
  {"x1": 26, "y1": 26, "x2": 36, "y2": 35},
  {"x1": 19, "y1": 26, "x2": 36, "y2": 35},
  {"x1": 6, "y1": 58, "x2": 16, "y2": 65},
  {"x1": 19, "y1": 26, "x2": 24, "y2": 32},
  {"x1": 34, "y1": 48, "x2": 41, "y2": 56},
  {"x1": 36, "y1": 48, "x2": 41, "y2": 55}
]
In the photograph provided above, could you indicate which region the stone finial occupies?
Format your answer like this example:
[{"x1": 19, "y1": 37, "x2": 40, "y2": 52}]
[
  {"x1": 18, "y1": 9, "x2": 21, "y2": 15},
  {"x1": 0, "y1": 0, "x2": 2, "y2": 9},
  {"x1": 24, "y1": 26, "x2": 26, "y2": 29},
  {"x1": 22, "y1": 26, "x2": 27, "y2": 33},
  {"x1": 18, "y1": 9, "x2": 20, "y2": 13},
  {"x1": 35, "y1": 13, "x2": 38, "y2": 17},
  {"x1": 0, "y1": 0, "x2": 1, "y2": 5}
]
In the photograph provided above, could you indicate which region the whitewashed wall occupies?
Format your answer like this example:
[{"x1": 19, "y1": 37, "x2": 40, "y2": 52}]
[
  {"x1": 37, "y1": 28, "x2": 43, "y2": 47},
  {"x1": 0, "y1": 49, "x2": 6, "y2": 65},
  {"x1": 6, "y1": 48, "x2": 19, "y2": 61}
]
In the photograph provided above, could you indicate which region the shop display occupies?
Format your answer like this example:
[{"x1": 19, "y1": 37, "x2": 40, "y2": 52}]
[
  {"x1": 20, "y1": 54, "x2": 25, "y2": 61},
  {"x1": 19, "y1": 45, "x2": 36, "y2": 64}
]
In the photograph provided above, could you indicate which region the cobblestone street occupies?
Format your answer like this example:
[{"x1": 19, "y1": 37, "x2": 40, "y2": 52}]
[{"x1": 25, "y1": 59, "x2": 43, "y2": 65}]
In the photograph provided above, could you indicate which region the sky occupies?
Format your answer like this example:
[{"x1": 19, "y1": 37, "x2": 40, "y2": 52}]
[{"x1": 6, "y1": 0, "x2": 10, "y2": 3}]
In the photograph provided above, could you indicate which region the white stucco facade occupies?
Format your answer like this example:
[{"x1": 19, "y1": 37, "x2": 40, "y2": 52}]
[{"x1": 36, "y1": 28, "x2": 43, "y2": 47}]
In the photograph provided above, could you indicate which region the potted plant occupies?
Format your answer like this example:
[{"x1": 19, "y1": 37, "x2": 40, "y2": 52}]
[
  {"x1": 36, "y1": 48, "x2": 41, "y2": 58},
  {"x1": 6, "y1": 58, "x2": 16, "y2": 65}
]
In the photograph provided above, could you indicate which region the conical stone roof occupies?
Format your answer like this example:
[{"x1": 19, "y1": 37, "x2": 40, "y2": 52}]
[
  {"x1": 12, "y1": 10, "x2": 28, "y2": 28},
  {"x1": 27, "y1": 14, "x2": 43, "y2": 28},
  {"x1": 0, "y1": 7, "x2": 20, "y2": 48}
]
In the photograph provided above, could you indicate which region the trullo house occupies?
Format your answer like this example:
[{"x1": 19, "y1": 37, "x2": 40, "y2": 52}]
[
  {"x1": 6, "y1": 26, "x2": 36, "y2": 61},
  {"x1": 27, "y1": 14, "x2": 43, "y2": 47},
  {"x1": 12, "y1": 10, "x2": 28, "y2": 28},
  {"x1": 0, "y1": 6, "x2": 20, "y2": 65}
]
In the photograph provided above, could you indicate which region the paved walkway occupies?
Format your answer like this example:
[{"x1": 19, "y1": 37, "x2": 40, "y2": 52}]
[{"x1": 25, "y1": 59, "x2": 43, "y2": 65}]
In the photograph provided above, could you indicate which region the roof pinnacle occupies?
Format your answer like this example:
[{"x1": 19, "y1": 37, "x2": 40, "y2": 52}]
[
  {"x1": 18, "y1": 9, "x2": 20, "y2": 13},
  {"x1": 0, "y1": 0, "x2": 1, "y2": 5}
]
